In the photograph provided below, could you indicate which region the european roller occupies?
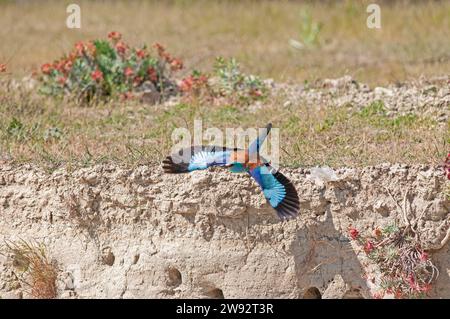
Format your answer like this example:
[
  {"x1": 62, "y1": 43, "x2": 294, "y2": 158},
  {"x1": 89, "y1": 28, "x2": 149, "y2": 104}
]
[{"x1": 162, "y1": 123, "x2": 299, "y2": 220}]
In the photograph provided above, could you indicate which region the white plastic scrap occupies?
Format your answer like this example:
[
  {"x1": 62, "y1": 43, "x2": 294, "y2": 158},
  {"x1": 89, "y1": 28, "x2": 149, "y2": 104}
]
[{"x1": 307, "y1": 166, "x2": 339, "y2": 186}]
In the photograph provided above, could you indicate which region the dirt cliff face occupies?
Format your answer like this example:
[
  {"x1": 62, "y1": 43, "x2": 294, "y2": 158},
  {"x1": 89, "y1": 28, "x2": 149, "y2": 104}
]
[{"x1": 0, "y1": 163, "x2": 448, "y2": 299}]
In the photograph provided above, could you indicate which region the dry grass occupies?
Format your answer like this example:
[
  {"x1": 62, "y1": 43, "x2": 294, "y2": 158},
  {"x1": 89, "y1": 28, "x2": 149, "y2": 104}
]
[
  {"x1": 0, "y1": 0, "x2": 449, "y2": 85},
  {"x1": 3, "y1": 239, "x2": 58, "y2": 299},
  {"x1": 0, "y1": 84, "x2": 447, "y2": 169}
]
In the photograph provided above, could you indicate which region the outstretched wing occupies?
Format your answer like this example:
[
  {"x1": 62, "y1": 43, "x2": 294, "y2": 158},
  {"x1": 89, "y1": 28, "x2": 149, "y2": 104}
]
[
  {"x1": 163, "y1": 146, "x2": 235, "y2": 173},
  {"x1": 248, "y1": 164, "x2": 299, "y2": 220},
  {"x1": 248, "y1": 123, "x2": 272, "y2": 155}
]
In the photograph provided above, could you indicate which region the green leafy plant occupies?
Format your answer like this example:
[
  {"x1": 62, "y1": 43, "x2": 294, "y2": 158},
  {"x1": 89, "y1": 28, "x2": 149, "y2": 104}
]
[
  {"x1": 299, "y1": 10, "x2": 322, "y2": 47},
  {"x1": 348, "y1": 221, "x2": 438, "y2": 299},
  {"x1": 37, "y1": 32, "x2": 183, "y2": 104},
  {"x1": 6, "y1": 117, "x2": 24, "y2": 136},
  {"x1": 43, "y1": 127, "x2": 63, "y2": 142},
  {"x1": 180, "y1": 57, "x2": 267, "y2": 105},
  {"x1": 359, "y1": 100, "x2": 386, "y2": 118},
  {"x1": 213, "y1": 57, "x2": 266, "y2": 101}
]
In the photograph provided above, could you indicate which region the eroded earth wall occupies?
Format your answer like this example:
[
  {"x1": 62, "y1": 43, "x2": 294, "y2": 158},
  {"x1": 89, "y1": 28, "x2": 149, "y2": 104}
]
[{"x1": 0, "y1": 164, "x2": 449, "y2": 298}]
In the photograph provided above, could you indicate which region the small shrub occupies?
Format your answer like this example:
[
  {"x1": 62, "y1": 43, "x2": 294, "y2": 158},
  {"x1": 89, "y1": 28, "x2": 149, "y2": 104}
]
[
  {"x1": 289, "y1": 10, "x2": 322, "y2": 49},
  {"x1": 213, "y1": 57, "x2": 267, "y2": 103},
  {"x1": 180, "y1": 57, "x2": 267, "y2": 105},
  {"x1": 357, "y1": 101, "x2": 423, "y2": 130},
  {"x1": 6, "y1": 117, "x2": 24, "y2": 137},
  {"x1": 3, "y1": 239, "x2": 58, "y2": 299},
  {"x1": 43, "y1": 127, "x2": 63, "y2": 142},
  {"x1": 359, "y1": 100, "x2": 386, "y2": 118},
  {"x1": 299, "y1": 10, "x2": 322, "y2": 47},
  {"x1": 179, "y1": 69, "x2": 212, "y2": 103},
  {"x1": 349, "y1": 224, "x2": 438, "y2": 299},
  {"x1": 37, "y1": 32, "x2": 182, "y2": 104}
]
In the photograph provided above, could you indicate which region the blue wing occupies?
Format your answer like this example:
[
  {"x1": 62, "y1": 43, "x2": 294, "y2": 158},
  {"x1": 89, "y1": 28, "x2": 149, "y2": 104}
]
[
  {"x1": 248, "y1": 123, "x2": 272, "y2": 155},
  {"x1": 249, "y1": 164, "x2": 299, "y2": 220},
  {"x1": 163, "y1": 146, "x2": 234, "y2": 173}
]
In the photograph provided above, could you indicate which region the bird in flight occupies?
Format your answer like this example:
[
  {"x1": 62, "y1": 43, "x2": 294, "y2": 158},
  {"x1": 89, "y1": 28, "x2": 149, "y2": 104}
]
[{"x1": 162, "y1": 123, "x2": 299, "y2": 220}]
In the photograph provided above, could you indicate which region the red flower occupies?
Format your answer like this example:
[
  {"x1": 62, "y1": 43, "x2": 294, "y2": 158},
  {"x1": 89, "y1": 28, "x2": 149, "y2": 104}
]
[
  {"x1": 420, "y1": 283, "x2": 432, "y2": 293},
  {"x1": 108, "y1": 31, "x2": 122, "y2": 42},
  {"x1": 372, "y1": 292, "x2": 384, "y2": 299},
  {"x1": 153, "y1": 43, "x2": 174, "y2": 63},
  {"x1": 198, "y1": 75, "x2": 209, "y2": 83},
  {"x1": 419, "y1": 251, "x2": 428, "y2": 261},
  {"x1": 133, "y1": 76, "x2": 143, "y2": 86},
  {"x1": 0, "y1": 64, "x2": 6, "y2": 73},
  {"x1": 180, "y1": 76, "x2": 194, "y2": 92},
  {"x1": 179, "y1": 73, "x2": 209, "y2": 92},
  {"x1": 124, "y1": 67, "x2": 134, "y2": 77},
  {"x1": 170, "y1": 58, "x2": 183, "y2": 71},
  {"x1": 115, "y1": 41, "x2": 127, "y2": 55},
  {"x1": 444, "y1": 153, "x2": 450, "y2": 180},
  {"x1": 348, "y1": 227, "x2": 359, "y2": 240},
  {"x1": 86, "y1": 41, "x2": 96, "y2": 55},
  {"x1": 75, "y1": 41, "x2": 85, "y2": 56},
  {"x1": 41, "y1": 63, "x2": 53, "y2": 75},
  {"x1": 364, "y1": 241, "x2": 374, "y2": 254},
  {"x1": 136, "y1": 49, "x2": 147, "y2": 59},
  {"x1": 64, "y1": 60, "x2": 73, "y2": 73},
  {"x1": 58, "y1": 77, "x2": 67, "y2": 85},
  {"x1": 67, "y1": 52, "x2": 77, "y2": 62},
  {"x1": 121, "y1": 91, "x2": 134, "y2": 100},
  {"x1": 407, "y1": 274, "x2": 418, "y2": 290},
  {"x1": 54, "y1": 60, "x2": 65, "y2": 72},
  {"x1": 162, "y1": 52, "x2": 173, "y2": 63},
  {"x1": 153, "y1": 42, "x2": 165, "y2": 55},
  {"x1": 394, "y1": 290, "x2": 403, "y2": 299},
  {"x1": 147, "y1": 67, "x2": 158, "y2": 82},
  {"x1": 91, "y1": 69, "x2": 103, "y2": 82}
]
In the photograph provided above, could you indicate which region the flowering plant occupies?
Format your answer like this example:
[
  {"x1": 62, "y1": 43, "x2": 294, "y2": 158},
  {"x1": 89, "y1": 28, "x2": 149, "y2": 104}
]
[
  {"x1": 348, "y1": 224, "x2": 438, "y2": 299},
  {"x1": 179, "y1": 70, "x2": 212, "y2": 103},
  {"x1": 37, "y1": 32, "x2": 182, "y2": 103},
  {"x1": 212, "y1": 57, "x2": 267, "y2": 103},
  {"x1": 179, "y1": 57, "x2": 267, "y2": 105}
]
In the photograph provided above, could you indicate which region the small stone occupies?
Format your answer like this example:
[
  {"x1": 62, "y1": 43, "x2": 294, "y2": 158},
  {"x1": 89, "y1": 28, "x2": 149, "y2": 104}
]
[
  {"x1": 81, "y1": 172, "x2": 98, "y2": 186},
  {"x1": 283, "y1": 100, "x2": 293, "y2": 108},
  {"x1": 374, "y1": 87, "x2": 394, "y2": 96},
  {"x1": 141, "y1": 91, "x2": 161, "y2": 105}
]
